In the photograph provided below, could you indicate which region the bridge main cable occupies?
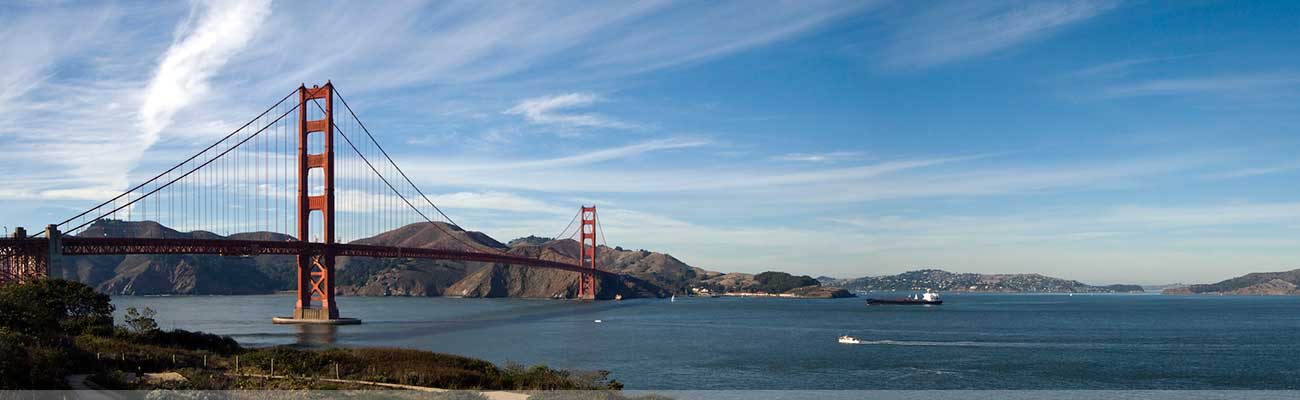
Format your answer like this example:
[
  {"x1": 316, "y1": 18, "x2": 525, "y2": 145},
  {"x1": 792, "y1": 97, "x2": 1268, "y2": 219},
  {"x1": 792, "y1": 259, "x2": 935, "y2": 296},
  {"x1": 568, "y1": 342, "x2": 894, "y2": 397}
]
[
  {"x1": 307, "y1": 96, "x2": 508, "y2": 255},
  {"x1": 333, "y1": 88, "x2": 468, "y2": 233},
  {"x1": 50, "y1": 88, "x2": 301, "y2": 236}
]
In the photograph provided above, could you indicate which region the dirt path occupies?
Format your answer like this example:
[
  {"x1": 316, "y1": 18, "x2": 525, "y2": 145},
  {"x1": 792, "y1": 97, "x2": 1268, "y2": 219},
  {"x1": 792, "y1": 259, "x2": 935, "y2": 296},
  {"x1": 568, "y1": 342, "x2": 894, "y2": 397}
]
[{"x1": 65, "y1": 375, "x2": 123, "y2": 400}]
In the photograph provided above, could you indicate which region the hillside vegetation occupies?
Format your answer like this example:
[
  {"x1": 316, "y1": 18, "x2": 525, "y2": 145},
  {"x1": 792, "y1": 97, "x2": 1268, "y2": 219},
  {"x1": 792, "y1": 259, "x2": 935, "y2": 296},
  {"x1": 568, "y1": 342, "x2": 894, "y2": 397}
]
[
  {"x1": 822, "y1": 269, "x2": 1143, "y2": 293},
  {"x1": 0, "y1": 279, "x2": 624, "y2": 391},
  {"x1": 1163, "y1": 268, "x2": 1300, "y2": 295}
]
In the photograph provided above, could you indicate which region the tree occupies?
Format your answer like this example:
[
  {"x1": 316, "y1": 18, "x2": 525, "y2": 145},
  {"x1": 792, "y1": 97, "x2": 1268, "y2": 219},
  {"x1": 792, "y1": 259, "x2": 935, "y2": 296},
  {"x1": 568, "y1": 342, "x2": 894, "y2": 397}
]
[
  {"x1": 0, "y1": 279, "x2": 105, "y2": 389},
  {"x1": 754, "y1": 271, "x2": 819, "y2": 293},
  {"x1": 124, "y1": 307, "x2": 159, "y2": 334},
  {"x1": 0, "y1": 279, "x2": 114, "y2": 339}
]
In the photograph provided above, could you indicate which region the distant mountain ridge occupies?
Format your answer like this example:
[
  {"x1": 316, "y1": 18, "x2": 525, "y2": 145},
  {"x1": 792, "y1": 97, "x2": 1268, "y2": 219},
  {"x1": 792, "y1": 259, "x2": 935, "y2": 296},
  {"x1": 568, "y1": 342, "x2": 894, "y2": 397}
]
[
  {"x1": 55, "y1": 219, "x2": 678, "y2": 299},
  {"x1": 53, "y1": 220, "x2": 1141, "y2": 298},
  {"x1": 1163, "y1": 268, "x2": 1300, "y2": 295},
  {"x1": 822, "y1": 269, "x2": 1144, "y2": 293}
]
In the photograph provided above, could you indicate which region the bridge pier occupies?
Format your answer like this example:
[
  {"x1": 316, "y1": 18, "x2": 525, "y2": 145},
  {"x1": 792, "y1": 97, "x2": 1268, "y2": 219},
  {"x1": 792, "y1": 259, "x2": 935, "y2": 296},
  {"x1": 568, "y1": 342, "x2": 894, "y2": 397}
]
[{"x1": 45, "y1": 224, "x2": 62, "y2": 278}]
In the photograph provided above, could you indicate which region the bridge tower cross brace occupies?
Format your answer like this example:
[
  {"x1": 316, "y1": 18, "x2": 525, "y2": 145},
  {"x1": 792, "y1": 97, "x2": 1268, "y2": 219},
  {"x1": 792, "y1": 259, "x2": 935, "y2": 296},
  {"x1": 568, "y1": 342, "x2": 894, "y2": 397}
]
[
  {"x1": 293, "y1": 83, "x2": 340, "y2": 321},
  {"x1": 578, "y1": 206, "x2": 598, "y2": 299}
]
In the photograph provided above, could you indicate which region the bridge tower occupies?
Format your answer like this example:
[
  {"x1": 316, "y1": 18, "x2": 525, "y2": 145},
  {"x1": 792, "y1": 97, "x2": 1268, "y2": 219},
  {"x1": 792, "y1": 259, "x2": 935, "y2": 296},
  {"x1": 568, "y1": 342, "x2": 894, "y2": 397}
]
[
  {"x1": 577, "y1": 206, "x2": 598, "y2": 299},
  {"x1": 276, "y1": 82, "x2": 357, "y2": 325}
]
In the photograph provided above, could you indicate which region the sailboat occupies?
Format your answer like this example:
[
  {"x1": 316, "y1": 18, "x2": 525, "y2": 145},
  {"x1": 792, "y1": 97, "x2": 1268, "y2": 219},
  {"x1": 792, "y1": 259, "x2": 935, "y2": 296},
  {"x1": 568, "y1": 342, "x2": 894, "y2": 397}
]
[{"x1": 671, "y1": 294, "x2": 676, "y2": 302}]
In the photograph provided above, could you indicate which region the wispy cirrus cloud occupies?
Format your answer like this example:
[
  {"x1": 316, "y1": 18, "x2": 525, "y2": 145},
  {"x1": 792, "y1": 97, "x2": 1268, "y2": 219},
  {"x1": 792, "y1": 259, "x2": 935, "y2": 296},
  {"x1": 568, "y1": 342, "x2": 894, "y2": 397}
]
[
  {"x1": 1204, "y1": 161, "x2": 1300, "y2": 180},
  {"x1": 139, "y1": 0, "x2": 271, "y2": 143},
  {"x1": 409, "y1": 137, "x2": 709, "y2": 174},
  {"x1": 0, "y1": 1, "x2": 864, "y2": 203},
  {"x1": 1099, "y1": 73, "x2": 1300, "y2": 98},
  {"x1": 0, "y1": 1, "x2": 272, "y2": 201},
  {"x1": 771, "y1": 151, "x2": 866, "y2": 163},
  {"x1": 881, "y1": 0, "x2": 1116, "y2": 70},
  {"x1": 504, "y1": 92, "x2": 632, "y2": 130},
  {"x1": 581, "y1": 1, "x2": 871, "y2": 74}
]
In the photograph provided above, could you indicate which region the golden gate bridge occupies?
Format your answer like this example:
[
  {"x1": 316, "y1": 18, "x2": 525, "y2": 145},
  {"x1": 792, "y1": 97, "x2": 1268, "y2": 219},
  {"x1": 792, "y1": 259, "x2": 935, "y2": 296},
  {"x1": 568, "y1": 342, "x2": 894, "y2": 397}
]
[{"x1": 0, "y1": 82, "x2": 613, "y2": 324}]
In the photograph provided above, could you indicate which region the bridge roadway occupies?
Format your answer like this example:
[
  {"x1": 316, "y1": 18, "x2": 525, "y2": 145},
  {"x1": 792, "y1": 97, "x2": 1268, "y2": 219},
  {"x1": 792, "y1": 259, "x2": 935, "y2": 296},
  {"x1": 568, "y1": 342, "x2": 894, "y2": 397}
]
[{"x1": 0, "y1": 237, "x2": 616, "y2": 279}]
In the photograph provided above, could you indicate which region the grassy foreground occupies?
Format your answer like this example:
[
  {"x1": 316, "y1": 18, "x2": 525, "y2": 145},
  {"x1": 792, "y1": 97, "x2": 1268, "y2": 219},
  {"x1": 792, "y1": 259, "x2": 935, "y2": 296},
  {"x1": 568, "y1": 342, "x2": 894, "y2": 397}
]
[{"x1": 0, "y1": 278, "x2": 636, "y2": 395}]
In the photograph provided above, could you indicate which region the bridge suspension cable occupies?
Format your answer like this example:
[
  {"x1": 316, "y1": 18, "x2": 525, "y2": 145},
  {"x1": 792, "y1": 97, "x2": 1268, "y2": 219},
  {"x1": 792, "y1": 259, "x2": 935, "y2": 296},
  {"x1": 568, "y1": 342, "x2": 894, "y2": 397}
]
[
  {"x1": 552, "y1": 208, "x2": 582, "y2": 242},
  {"x1": 56, "y1": 88, "x2": 302, "y2": 237},
  {"x1": 308, "y1": 96, "x2": 508, "y2": 255}
]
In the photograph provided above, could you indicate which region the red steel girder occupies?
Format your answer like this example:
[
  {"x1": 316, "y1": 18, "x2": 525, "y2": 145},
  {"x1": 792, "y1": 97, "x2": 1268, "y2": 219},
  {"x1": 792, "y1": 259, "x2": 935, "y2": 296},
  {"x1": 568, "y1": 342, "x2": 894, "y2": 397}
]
[{"x1": 0, "y1": 237, "x2": 614, "y2": 279}]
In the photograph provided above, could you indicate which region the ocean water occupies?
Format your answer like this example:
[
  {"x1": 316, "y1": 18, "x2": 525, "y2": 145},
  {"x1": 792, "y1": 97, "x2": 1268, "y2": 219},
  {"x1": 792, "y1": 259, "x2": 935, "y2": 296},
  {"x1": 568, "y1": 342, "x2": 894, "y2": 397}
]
[{"x1": 111, "y1": 293, "x2": 1300, "y2": 390}]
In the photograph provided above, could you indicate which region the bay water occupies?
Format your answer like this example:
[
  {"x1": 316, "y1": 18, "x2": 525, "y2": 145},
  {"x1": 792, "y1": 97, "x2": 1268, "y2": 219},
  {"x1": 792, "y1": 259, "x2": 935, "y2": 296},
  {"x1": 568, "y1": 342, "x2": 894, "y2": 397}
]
[{"x1": 112, "y1": 293, "x2": 1300, "y2": 390}]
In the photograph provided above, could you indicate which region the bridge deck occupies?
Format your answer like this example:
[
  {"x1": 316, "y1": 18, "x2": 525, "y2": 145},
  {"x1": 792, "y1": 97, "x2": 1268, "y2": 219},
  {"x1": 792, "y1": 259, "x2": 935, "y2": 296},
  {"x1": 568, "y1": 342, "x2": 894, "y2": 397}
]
[{"x1": 1, "y1": 237, "x2": 614, "y2": 279}]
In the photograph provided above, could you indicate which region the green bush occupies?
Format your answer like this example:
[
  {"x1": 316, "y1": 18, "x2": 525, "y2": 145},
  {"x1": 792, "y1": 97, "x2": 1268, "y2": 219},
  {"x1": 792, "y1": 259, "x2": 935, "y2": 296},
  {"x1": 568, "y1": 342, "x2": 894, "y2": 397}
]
[
  {"x1": 0, "y1": 327, "x2": 71, "y2": 389},
  {"x1": 240, "y1": 346, "x2": 360, "y2": 377},
  {"x1": 118, "y1": 328, "x2": 241, "y2": 355},
  {"x1": 0, "y1": 278, "x2": 114, "y2": 339},
  {"x1": 754, "y1": 271, "x2": 819, "y2": 293},
  {"x1": 528, "y1": 392, "x2": 671, "y2": 400}
]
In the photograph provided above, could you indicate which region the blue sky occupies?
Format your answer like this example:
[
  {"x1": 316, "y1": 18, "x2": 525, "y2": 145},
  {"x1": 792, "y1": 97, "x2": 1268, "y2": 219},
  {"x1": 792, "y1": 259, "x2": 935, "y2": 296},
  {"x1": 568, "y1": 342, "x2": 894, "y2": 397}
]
[{"x1": 2, "y1": 1, "x2": 1299, "y2": 284}]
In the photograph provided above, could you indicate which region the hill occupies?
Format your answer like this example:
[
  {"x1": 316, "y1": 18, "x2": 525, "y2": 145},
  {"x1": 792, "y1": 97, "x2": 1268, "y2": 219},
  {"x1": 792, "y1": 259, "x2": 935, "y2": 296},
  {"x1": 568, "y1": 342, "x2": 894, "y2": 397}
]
[
  {"x1": 54, "y1": 220, "x2": 285, "y2": 295},
  {"x1": 54, "y1": 220, "x2": 676, "y2": 299},
  {"x1": 1162, "y1": 268, "x2": 1300, "y2": 295},
  {"x1": 823, "y1": 269, "x2": 1144, "y2": 293}
]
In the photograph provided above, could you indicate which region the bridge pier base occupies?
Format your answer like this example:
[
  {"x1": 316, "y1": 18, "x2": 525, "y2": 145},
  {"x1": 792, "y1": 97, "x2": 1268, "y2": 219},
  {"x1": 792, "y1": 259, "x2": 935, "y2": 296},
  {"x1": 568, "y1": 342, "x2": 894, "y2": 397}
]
[{"x1": 272, "y1": 316, "x2": 361, "y2": 325}]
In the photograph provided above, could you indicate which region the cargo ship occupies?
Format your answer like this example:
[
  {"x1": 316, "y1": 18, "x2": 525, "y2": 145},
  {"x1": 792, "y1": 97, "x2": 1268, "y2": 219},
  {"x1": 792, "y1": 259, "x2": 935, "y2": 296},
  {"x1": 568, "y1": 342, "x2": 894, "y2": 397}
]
[{"x1": 866, "y1": 290, "x2": 942, "y2": 305}]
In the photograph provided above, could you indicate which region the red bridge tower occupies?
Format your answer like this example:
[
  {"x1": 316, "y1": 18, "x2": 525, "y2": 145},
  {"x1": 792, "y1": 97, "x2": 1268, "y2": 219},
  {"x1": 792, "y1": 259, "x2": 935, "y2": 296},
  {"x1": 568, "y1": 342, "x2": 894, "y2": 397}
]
[
  {"x1": 577, "y1": 206, "x2": 598, "y2": 299},
  {"x1": 275, "y1": 82, "x2": 358, "y2": 325}
]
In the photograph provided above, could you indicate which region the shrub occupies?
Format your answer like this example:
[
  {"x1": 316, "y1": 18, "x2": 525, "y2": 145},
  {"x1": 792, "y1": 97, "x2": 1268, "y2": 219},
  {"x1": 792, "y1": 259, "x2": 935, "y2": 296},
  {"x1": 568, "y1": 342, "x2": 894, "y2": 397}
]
[
  {"x1": 124, "y1": 307, "x2": 159, "y2": 334},
  {"x1": 0, "y1": 279, "x2": 113, "y2": 339},
  {"x1": 121, "y1": 329, "x2": 241, "y2": 355},
  {"x1": 0, "y1": 328, "x2": 71, "y2": 389}
]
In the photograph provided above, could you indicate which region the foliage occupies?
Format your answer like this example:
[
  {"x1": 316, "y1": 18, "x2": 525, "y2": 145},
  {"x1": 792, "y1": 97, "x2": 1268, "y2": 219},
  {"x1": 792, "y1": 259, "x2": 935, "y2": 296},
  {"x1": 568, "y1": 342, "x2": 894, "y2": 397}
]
[
  {"x1": 136, "y1": 329, "x2": 241, "y2": 355},
  {"x1": 0, "y1": 278, "x2": 114, "y2": 339},
  {"x1": 236, "y1": 347, "x2": 617, "y2": 391},
  {"x1": 106, "y1": 326, "x2": 241, "y2": 356},
  {"x1": 0, "y1": 279, "x2": 621, "y2": 391},
  {"x1": 753, "y1": 271, "x2": 819, "y2": 294},
  {"x1": 0, "y1": 279, "x2": 111, "y2": 389},
  {"x1": 0, "y1": 327, "x2": 70, "y2": 389},
  {"x1": 528, "y1": 392, "x2": 673, "y2": 400},
  {"x1": 500, "y1": 363, "x2": 622, "y2": 391},
  {"x1": 125, "y1": 307, "x2": 160, "y2": 334},
  {"x1": 431, "y1": 392, "x2": 489, "y2": 400},
  {"x1": 240, "y1": 346, "x2": 360, "y2": 376}
]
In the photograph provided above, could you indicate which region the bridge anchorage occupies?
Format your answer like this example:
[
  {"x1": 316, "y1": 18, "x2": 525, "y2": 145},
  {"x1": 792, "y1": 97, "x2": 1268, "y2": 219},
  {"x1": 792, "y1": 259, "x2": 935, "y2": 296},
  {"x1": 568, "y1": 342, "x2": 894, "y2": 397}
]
[{"x1": 0, "y1": 82, "x2": 618, "y2": 325}]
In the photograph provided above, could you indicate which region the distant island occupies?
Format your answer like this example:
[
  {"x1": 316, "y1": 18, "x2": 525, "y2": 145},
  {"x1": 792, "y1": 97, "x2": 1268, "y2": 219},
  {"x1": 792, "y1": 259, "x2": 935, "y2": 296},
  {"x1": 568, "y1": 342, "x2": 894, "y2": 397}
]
[
  {"x1": 1162, "y1": 268, "x2": 1300, "y2": 295},
  {"x1": 819, "y1": 269, "x2": 1144, "y2": 294},
  {"x1": 693, "y1": 271, "x2": 854, "y2": 298}
]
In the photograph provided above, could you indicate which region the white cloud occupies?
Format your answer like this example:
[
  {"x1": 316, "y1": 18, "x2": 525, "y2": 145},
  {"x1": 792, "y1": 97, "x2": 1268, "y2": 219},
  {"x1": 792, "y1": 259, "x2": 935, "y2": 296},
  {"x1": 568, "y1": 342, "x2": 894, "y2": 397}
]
[
  {"x1": 1100, "y1": 73, "x2": 1300, "y2": 98},
  {"x1": 580, "y1": 1, "x2": 869, "y2": 74},
  {"x1": 882, "y1": 0, "x2": 1115, "y2": 70},
  {"x1": 1204, "y1": 162, "x2": 1300, "y2": 180},
  {"x1": 771, "y1": 151, "x2": 866, "y2": 163},
  {"x1": 406, "y1": 138, "x2": 709, "y2": 174},
  {"x1": 138, "y1": 0, "x2": 272, "y2": 144},
  {"x1": 426, "y1": 192, "x2": 568, "y2": 215},
  {"x1": 1104, "y1": 202, "x2": 1300, "y2": 228},
  {"x1": 406, "y1": 133, "x2": 455, "y2": 146},
  {"x1": 504, "y1": 92, "x2": 631, "y2": 130}
]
